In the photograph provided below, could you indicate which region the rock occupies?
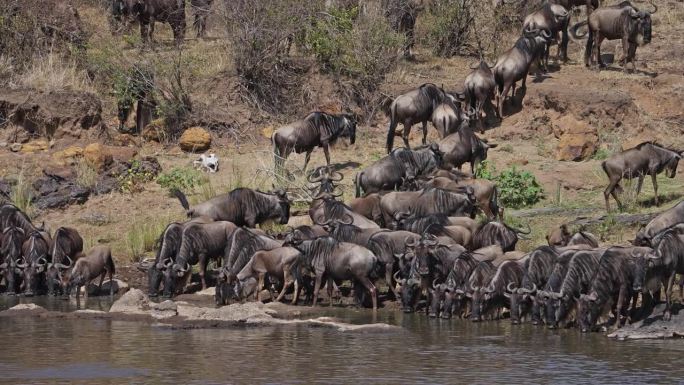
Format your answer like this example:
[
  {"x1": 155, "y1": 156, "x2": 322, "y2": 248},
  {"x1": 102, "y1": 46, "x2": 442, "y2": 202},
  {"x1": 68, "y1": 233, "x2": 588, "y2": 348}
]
[
  {"x1": 0, "y1": 89, "x2": 102, "y2": 139},
  {"x1": 52, "y1": 146, "x2": 84, "y2": 166},
  {"x1": 87, "y1": 279, "x2": 129, "y2": 295},
  {"x1": 20, "y1": 139, "x2": 49, "y2": 153},
  {"x1": 92, "y1": 177, "x2": 119, "y2": 195},
  {"x1": 151, "y1": 300, "x2": 178, "y2": 320},
  {"x1": 109, "y1": 288, "x2": 150, "y2": 314},
  {"x1": 179, "y1": 127, "x2": 211, "y2": 152},
  {"x1": 555, "y1": 115, "x2": 598, "y2": 161},
  {"x1": 112, "y1": 133, "x2": 139, "y2": 147},
  {"x1": 195, "y1": 287, "x2": 216, "y2": 296},
  {"x1": 10, "y1": 143, "x2": 22, "y2": 152},
  {"x1": 142, "y1": 119, "x2": 166, "y2": 142},
  {"x1": 84, "y1": 143, "x2": 113, "y2": 171},
  {"x1": 107, "y1": 146, "x2": 138, "y2": 163},
  {"x1": 607, "y1": 303, "x2": 684, "y2": 340},
  {"x1": 177, "y1": 301, "x2": 276, "y2": 322},
  {"x1": 43, "y1": 165, "x2": 76, "y2": 181},
  {"x1": 8, "y1": 303, "x2": 45, "y2": 312},
  {"x1": 0, "y1": 141, "x2": 7, "y2": 148},
  {"x1": 621, "y1": 135, "x2": 655, "y2": 151}
]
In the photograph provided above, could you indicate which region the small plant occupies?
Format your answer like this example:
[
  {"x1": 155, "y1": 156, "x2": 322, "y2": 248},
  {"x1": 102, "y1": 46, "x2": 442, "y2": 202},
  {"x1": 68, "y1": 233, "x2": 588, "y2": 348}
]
[
  {"x1": 499, "y1": 144, "x2": 514, "y2": 153},
  {"x1": 424, "y1": 0, "x2": 474, "y2": 57},
  {"x1": 125, "y1": 217, "x2": 170, "y2": 260},
  {"x1": 74, "y1": 159, "x2": 98, "y2": 189},
  {"x1": 156, "y1": 167, "x2": 206, "y2": 195},
  {"x1": 192, "y1": 180, "x2": 218, "y2": 205},
  {"x1": 10, "y1": 171, "x2": 33, "y2": 216},
  {"x1": 592, "y1": 147, "x2": 611, "y2": 161},
  {"x1": 475, "y1": 160, "x2": 496, "y2": 180},
  {"x1": 118, "y1": 160, "x2": 156, "y2": 194},
  {"x1": 496, "y1": 167, "x2": 544, "y2": 209}
]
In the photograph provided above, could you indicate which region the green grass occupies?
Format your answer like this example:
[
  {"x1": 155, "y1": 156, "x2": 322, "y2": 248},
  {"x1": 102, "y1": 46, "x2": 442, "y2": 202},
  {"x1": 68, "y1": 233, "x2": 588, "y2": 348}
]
[{"x1": 125, "y1": 216, "x2": 173, "y2": 261}]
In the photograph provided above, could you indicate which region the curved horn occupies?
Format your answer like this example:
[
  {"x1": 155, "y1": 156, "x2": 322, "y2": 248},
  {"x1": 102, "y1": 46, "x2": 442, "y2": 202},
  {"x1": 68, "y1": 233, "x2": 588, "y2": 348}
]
[
  {"x1": 432, "y1": 278, "x2": 439, "y2": 290},
  {"x1": 393, "y1": 270, "x2": 405, "y2": 284},
  {"x1": 16, "y1": 258, "x2": 28, "y2": 268},
  {"x1": 178, "y1": 262, "x2": 190, "y2": 273},
  {"x1": 405, "y1": 238, "x2": 417, "y2": 248},
  {"x1": 330, "y1": 171, "x2": 343, "y2": 182},
  {"x1": 314, "y1": 217, "x2": 332, "y2": 227},
  {"x1": 341, "y1": 214, "x2": 354, "y2": 225},
  {"x1": 648, "y1": 0, "x2": 657, "y2": 14},
  {"x1": 63, "y1": 255, "x2": 73, "y2": 269},
  {"x1": 307, "y1": 171, "x2": 324, "y2": 183},
  {"x1": 541, "y1": 29, "x2": 552, "y2": 39},
  {"x1": 506, "y1": 282, "x2": 516, "y2": 293},
  {"x1": 37, "y1": 257, "x2": 47, "y2": 266}
]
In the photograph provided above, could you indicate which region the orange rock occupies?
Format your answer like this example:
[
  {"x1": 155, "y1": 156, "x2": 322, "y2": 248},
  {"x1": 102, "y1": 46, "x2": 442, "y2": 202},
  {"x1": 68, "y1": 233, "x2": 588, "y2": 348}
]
[
  {"x1": 179, "y1": 127, "x2": 211, "y2": 153},
  {"x1": 84, "y1": 143, "x2": 113, "y2": 171}
]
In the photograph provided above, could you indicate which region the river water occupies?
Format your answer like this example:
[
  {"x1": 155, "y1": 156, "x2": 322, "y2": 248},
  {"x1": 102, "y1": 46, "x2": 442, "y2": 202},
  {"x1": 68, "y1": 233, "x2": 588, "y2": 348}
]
[{"x1": 0, "y1": 297, "x2": 682, "y2": 384}]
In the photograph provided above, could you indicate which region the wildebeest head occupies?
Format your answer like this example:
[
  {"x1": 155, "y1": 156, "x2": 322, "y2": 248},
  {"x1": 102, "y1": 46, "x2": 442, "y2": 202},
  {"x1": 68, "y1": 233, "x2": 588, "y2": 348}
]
[
  {"x1": 19, "y1": 231, "x2": 50, "y2": 296},
  {"x1": 273, "y1": 189, "x2": 291, "y2": 225},
  {"x1": 340, "y1": 114, "x2": 357, "y2": 145},
  {"x1": 0, "y1": 226, "x2": 26, "y2": 295},
  {"x1": 308, "y1": 166, "x2": 343, "y2": 195},
  {"x1": 505, "y1": 282, "x2": 536, "y2": 324},
  {"x1": 628, "y1": 2, "x2": 657, "y2": 45},
  {"x1": 547, "y1": 224, "x2": 571, "y2": 246},
  {"x1": 47, "y1": 255, "x2": 73, "y2": 296},
  {"x1": 577, "y1": 291, "x2": 601, "y2": 333},
  {"x1": 231, "y1": 277, "x2": 258, "y2": 303},
  {"x1": 663, "y1": 153, "x2": 681, "y2": 178},
  {"x1": 396, "y1": 272, "x2": 422, "y2": 313},
  {"x1": 407, "y1": 235, "x2": 438, "y2": 276},
  {"x1": 632, "y1": 250, "x2": 661, "y2": 293},
  {"x1": 467, "y1": 286, "x2": 485, "y2": 322},
  {"x1": 428, "y1": 279, "x2": 448, "y2": 318}
]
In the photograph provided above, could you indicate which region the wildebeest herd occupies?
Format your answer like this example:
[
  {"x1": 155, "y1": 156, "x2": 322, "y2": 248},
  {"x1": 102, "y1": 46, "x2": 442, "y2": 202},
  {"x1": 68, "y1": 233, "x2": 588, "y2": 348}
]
[{"x1": 0, "y1": 204, "x2": 116, "y2": 299}]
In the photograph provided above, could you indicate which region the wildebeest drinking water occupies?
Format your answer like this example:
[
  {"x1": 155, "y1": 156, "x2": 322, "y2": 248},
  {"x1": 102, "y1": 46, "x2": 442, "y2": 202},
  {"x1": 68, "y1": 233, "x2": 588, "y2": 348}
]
[
  {"x1": 62, "y1": 246, "x2": 116, "y2": 299},
  {"x1": 47, "y1": 227, "x2": 84, "y2": 296},
  {"x1": 174, "y1": 187, "x2": 290, "y2": 227},
  {"x1": 19, "y1": 230, "x2": 52, "y2": 297},
  {"x1": 601, "y1": 142, "x2": 681, "y2": 211},
  {"x1": 271, "y1": 111, "x2": 357, "y2": 173}
]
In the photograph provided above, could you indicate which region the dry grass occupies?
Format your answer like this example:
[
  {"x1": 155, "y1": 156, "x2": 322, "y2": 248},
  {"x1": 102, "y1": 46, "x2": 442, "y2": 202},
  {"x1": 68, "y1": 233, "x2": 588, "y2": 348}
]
[
  {"x1": 10, "y1": 168, "x2": 34, "y2": 218},
  {"x1": 74, "y1": 159, "x2": 98, "y2": 189},
  {"x1": 13, "y1": 53, "x2": 95, "y2": 93},
  {"x1": 125, "y1": 215, "x2": 175, "y2": 262}
]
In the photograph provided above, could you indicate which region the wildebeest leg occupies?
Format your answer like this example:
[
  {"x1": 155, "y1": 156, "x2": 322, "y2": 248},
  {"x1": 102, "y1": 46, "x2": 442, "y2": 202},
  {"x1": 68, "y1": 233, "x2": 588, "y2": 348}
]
[
  {"x1": 635, "y1": 175, "x2": 644, "y2": 199},
  {"x1": 596, "y1": 35, "x2": 605, "y2": 68},
  {"x1": 664, "y1": 272, "x2": 675, "y2": 321},
  {"x1": 291, "y1": 279, "x2": 300, "y2": 305},
  {"x1": 499, "y1": 83, "x2": 511, "y2": 118},
  {"x1": 358, "y1": 276, "x2": 377, "y2": 310},
  {"x1": 402, "y1": 120, "x2": 412, "y2": 149},
  {"x1": 303, "y1": 150, "x2": 312, "y2": 172},
  {"x1": 322, "y1": 144, "x2": 331, "y2": 166},
  {"x1": 386, "y1": 264, "x2": 398, "y2": 299},
  {"x1": 257, "y1": 272, "x2": 266, "y2": 302},
  {"x1": 98, "y1": 271, "x2": 106, "y2": 295},
  {"x1": 620, "y1": 36, "x2": 629, "y2": 70},
  {"x1": 276, "y1": 268, "x2": 292, "y2": 302},
  {"x1": 199, "y1": 254, "x2": 208, "y2": 290},
  {"x1": 604, "y1": 177, "x2": 621, "y2": 211},
  {"x1": 149, "y1": 19, "x2": 156, "y2": 44},
  {"x1": 627, "y1": 43, "x2": 637, "y2": 73},
  {"x1": 312, "y1": 273, "x2": 323, "y2": 307},
  {"x1": 614, "y1": 287, "x2": 627, "y2": 329},
  {"x1": 477, "y1": 100, "x2": 486, "y2": 134},
  {"x1": 651, "y1": 173, "x2": 659, "y2": 206},
  {"x1": 421, "y1": 121, "x2": 428, "y2": 145},
  {"x1": 327, "y1": 277, "x2": 334, "y2": 307}
]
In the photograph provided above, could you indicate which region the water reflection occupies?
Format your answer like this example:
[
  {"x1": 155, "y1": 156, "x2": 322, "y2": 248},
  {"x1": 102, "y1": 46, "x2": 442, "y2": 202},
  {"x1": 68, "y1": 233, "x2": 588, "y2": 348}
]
[{"x1": 0, "y1": 312, "x2": 682, "y2": 384}]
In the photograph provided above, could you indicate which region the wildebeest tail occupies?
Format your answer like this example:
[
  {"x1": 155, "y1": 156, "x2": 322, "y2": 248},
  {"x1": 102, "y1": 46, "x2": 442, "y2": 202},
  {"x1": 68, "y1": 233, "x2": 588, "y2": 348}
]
[
  {"x1": 172, "y1": 189, "x2": 190, "y2": 211},
  {"x1": 369, "y1": 257, "x2": 384, "y2": 281},
  {"x1": 107, "y1": 252, "x2": 116, "y2": 276},
  {"x1": 490, "y1": 186, "x2": 500, "y2": 220},
  {"x1": 355, "y1": 172, "x2": 363, "y2": 198}
]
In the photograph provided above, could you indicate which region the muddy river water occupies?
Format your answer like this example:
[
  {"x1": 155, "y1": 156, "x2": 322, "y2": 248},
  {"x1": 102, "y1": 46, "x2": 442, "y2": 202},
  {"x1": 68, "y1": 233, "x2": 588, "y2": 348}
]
[{"x1": 0, "y1": 297, "x2": 682, "y2": 384}]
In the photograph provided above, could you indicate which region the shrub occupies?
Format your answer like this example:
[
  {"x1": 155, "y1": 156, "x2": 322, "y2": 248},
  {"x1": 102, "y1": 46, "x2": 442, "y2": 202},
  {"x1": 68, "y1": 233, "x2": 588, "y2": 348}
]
[
  {"x1": 156, "y1": 167, "x2": 206, "y2": 195},
  {"x1": 424, "y1": 0, "x2": 474, "y2": 57},
  {"x1": 496, "y1": 167, "x2": 544, "y2": 209},
  {"x1": 475, "y1": 159, "x2": 496, "y2": 180},
  {"x1": 118, "y1": 160, "x2": 157, "y2": 194}
]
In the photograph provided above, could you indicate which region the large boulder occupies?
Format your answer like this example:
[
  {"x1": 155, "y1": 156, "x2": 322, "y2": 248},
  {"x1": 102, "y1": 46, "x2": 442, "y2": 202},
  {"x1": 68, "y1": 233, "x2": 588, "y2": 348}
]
[
  {"x1": 52, "y1": 146, "x2": 84, "y2": 166},
  {"x1": 109, "y1": 288, "x2": 150, "y2": 314},
  {"x1": 0, "y1": 89, "x2": 102, "y2": 140},
  {"x1": 19, "y1": 139, "x2": 50, "y2": 153},
  {"x1": 179, "y1": 127, "x2": 211, "y2": 152},
  {"x1": 555, "y1": 115, "x2": 598, "y2": 161},
  {"x1": 84, "y1": 143, "x2": 113, "y2": 171}
]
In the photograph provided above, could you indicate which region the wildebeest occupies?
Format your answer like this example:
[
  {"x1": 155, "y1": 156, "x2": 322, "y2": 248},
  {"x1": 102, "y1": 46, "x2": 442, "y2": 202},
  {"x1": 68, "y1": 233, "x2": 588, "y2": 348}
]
[
  {"x1": 216, "y1": 229, "x2": 282, "y2": 305},
  {"x1": 234, "y1": 246, "x2": 301, "y2": 303},
  {"x1": 287, "y1": 236, "x2": 379, "y2": 310},
  {"x1": 549, "y1": 0, "x2": 599, "y2": 15},
  {"x1": 472, "y1": 221, "x2": 530, "y2": 252},
  {"x1": 174, "y1": 187, "x2": 290, "y2": 227},
  {"x1": 169, "y1": 221, "x2": 238, "y2": 294},
  {"x1": 349, "y1": 193, "x2": 383, "y2": 225},
  {"x1": 0, "y1": 203, "x2": 38, "y2": 234},
  {"x1": 355, "y1": 145, "x2": 443, "y2": 197},
  {"x1": 393, "y1": 213, "x2": 480, "y2": 236},
  {"x1": 309, "y1": 192, "x2": 379, "y2": 229},
  {"x1": 522, "y1": 3, "x2": 571, "y2": 68},
  {"x1": 648, "y1": 227, "x2": 684, "y2": 321},
  {"x1": 47, "y1": 227, "x2": 84, "y2": 296},
  {"x1": 545, "y1": 248, "x2": 604, "y2": 328},
  {"x1": 386, "y1": 83, "x2": 451, "y2": 153},
  {"x1": 190, "y1": 0, "x2": 212, "y2": 38},
  {"x1": 577, "y1": 246, "x2": 651, "y2": 332},
  {"x1": 431, "y1": 96, "x2": 465, "y2": 138},
  {"x1": 477, "y1": 260, "x2": 525, "y2": 321},
  {"x1": 464, "y1": 60, "x2": 497, "y2": 132},
  {"x1": 19, "y1": 230, "x2": 52, "y2": 297},
  {"x1": 493, "y1": 27, "x2": 552, "y2": 118},
  {"x1": 507, "y1": 246, "x2": 559, "y2": 324},
  {"x1": 62, "y1": 246, "x2": 116, "y2": 299},
  {"x1": 439, "y1": 250, "x2": 495, "y2": 319},
  {"x1": 0, "y1": 227, "x2": 26, "y2": 295},
  {"x1": 634, "y1": 201, "x2": 684, "y2": 247},
  {"x1": 547, "y1": 224, "x2": 599, "y2": 248},
  {"x1": 537, "y1": 248, "x2": 584, "y2": 327},
  {"x1": 438, "y1": 124, "x2": 496, "y2": 175},
  {"x1": 571, "y1": 1, "x2": 657, "y2": 71},
  {"x1": 379, "y1": 188, "x2": 477, "y2": 226},
  {"x1": 601, "y1": 142, "x2": 681, "y2": 211},
  {"x1": 464, "y1": 260, "x2": 497, "y2": 321},
  {"x1": 272, "y1": 112, "x2": 357, "y2": 172},
  {"x1": 112, "y1": 0, "x2": 186, "y2": 44},
  {"x1": 420, "y1": 176, "x2": 500, "y2": 219}
]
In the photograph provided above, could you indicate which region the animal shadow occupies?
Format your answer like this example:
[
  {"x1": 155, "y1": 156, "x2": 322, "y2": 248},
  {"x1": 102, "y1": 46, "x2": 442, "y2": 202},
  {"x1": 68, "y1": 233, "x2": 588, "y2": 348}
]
[
  {"x1": 330, "y1": 161, "x2": 362, "y2": 172},
  {"x1": 639, "y1": 192, "x2": 684, "y2": 208}
]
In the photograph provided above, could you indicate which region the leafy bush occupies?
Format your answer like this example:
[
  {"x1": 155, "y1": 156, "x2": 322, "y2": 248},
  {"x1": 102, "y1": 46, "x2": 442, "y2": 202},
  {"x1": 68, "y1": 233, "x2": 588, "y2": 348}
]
[
  {"x1": 423, "y1": 0, "x2": 474, "y2": 57},
  {"x1": 496, "y1": 167, "x2": 544, "y2": 209},
  {"x1": 156, "y1": 167, "x2": 206, "y2": 195},
  {"x1": 477, "y1": 162, "x2": 543, "y2": 209},
  {"x1": 118, "y1": 160, "x2": 157, "y2": 194}
]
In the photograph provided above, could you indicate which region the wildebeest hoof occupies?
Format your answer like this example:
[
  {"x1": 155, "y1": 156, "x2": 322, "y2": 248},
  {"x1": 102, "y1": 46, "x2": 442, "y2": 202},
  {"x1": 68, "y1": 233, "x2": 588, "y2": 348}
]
[
  {"x1": 429, "y1": 313, "x2": 437, "y2": 318},
  {"x1": 547, "y1": 324, "x2": 557, "y2": 330},
  {"x1": 531, "y1": 319, "x2": 540, "y2": 326},
  {"x1": 403, "y1": 308, "x2": 414, "y2": 314},
  {"x1": 663, "y1": 311, "x2": 672, "y2": 321},
  {"x1": 511, "y1": 319, "x2": 520, "y2": 325},
  {"x1": 24, "y1": 292, "x2": 34, "y2": 297},
  {"x1": 471, "y1": 317, "x2": 482, "y2": 323}
]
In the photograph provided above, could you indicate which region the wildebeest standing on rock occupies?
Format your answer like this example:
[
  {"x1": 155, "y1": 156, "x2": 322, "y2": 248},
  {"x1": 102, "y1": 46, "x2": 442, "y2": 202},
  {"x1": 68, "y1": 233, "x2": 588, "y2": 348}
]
[
  {"x1": 386, "y1": 83, "x2": 451, "y2": 153},
  {"x1": 47, "y1": 227, "x2": 83, "y2": 296},
  {"x1": 493, "y1": 27, "x2": 552, "y2": 118},
  {"x1": 174, "y1": 187, "x2": 290, "y2": 228},
  {"x1": 112, "y1": 0, "x2": 187, "y2": 44},
  {"x1": 272, "y1": 111, "x2": 357, "y2": 173},
  {"x1": 355, "y1": 144, "x2": 443, "y2": 197},
  {"x1": 464, "y1": 60, "x2": 497, "y2": 132},
  {"x1": 190, "y1": 0, "x2": 212, "y2": 38},
  {"x1": 602, "y1": 142, "x2": 681, "y2": 211},
  {"x1": 572, "y1": 1, "x2": 657, "y2": 71},
  {"x1": 62, "y1": 246, "x2": 116, "y2": 299},
  {"x1": 234, "y1": 246, "x2": 301, "y2": 303},
  {"x1": 647, "y1": 227, "x2": 684, "y2": 321},
  {"x1": 634, "y1": 201, "x2": 684, "y2": 246},
  {"x1": 287, "y1": 236, "x2": 379, "y2": 310}
]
